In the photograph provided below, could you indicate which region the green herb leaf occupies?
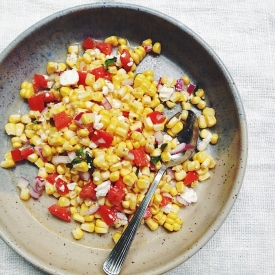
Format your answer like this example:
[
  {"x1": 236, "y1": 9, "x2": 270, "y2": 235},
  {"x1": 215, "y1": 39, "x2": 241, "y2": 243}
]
[
  {"x1": 150, "y1": 156, "x2": 161, "y2": 165},
  {"x1": 160, "y1": 143, "x2": 168, "y2": 151},
  {"x1": 71, "y1": 158, "x2": 82, "y2": 165},
  {"x1": 85, "y1": 151, "x2": 95, "y2": 173},
  {"x1": 32, "y1": 120, "x2": 42, "y2": 124},
  {"x1": 76, "y1": 147, "x2": 84, "y2": 157},
  {"x1": 104, "y1": 57, "x2": 117, "y2": 70}
]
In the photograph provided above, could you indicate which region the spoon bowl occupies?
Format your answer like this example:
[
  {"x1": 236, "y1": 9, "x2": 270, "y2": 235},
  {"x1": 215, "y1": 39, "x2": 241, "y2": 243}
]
[{"x1": 103, "y1": 110, "x2": 198, "y2": 275}]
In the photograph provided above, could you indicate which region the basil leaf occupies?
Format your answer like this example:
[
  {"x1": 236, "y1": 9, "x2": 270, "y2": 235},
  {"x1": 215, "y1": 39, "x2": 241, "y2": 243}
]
[
  {"x1": 104, "y1": 57, "x2": 117, "y2": 70},
  {"x1": 160, "y1": 143, "x2": 168, "y2": 151},
  {"x1": 85, "y1": 151, "x2": 95, "y2": 173},
  {"x1": 76, "y1": 147, "x2": 84, "y2": 157},
  {"x1": 150, "y1": 156, "x2": 161, "y2": 165}
]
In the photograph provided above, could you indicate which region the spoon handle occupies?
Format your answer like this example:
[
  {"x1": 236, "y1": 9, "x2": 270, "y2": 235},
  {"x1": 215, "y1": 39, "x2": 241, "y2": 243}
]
[{"x1": 103, "y1": 165, "x2": 167, "y2": 275}]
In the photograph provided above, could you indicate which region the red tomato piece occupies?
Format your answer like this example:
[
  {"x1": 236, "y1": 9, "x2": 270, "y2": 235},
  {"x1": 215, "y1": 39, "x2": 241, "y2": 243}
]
[
  {"x1": 55, "y1": 178, "x2": 70, "y2": 195},
  {"x1": 48, "y1": 204, "x2": 71, "y2": 222},
  {"x1": 33, "y1": 74, "x2": 48, "y2": 92},
  {"x1": 98, "y1": 205, "x2": 117, "y2": 226},
  {"x1": 28, "y1": 94, "x2": 45, "y2": 112},
  {"x1": 147, "y1": 111, "x2": 167, "y2": 124},
  {"x1": 77, "y1": 71, "x2": 88, "y2": 86},
  {"x1": 41, "y1": 91, "x2": 56, "y2": 103},
  {"x1": 82, "y1": 37, "x2": 97, "y2": 49},
  {"x1": 131, "y1": 148, "x2": 149, "y2": 167},
  {"x1": 96, "y1": 42, "x2": 112, "y2": 55},
  {"x1": 20, "y1": 147, "x2": 35, "y2": 159},
  {"x1": 53, "y1": 111, "x2": 72, "y2": 130},
  {"x1": 184, "y1": 171, "x2": 199, "y2": 186},
  {"x1": 45, "y1": 173, "x2": 59, "y2": 184},
  {"x1": 91, "y1": 66, "x2": 112, "y2": 81},
  {"x1": 91, "y1": 130, "x2": 114, "y2": 148},
  {"x1": 159, "y1": 195, "x2": 172, "y2": 207},
  {"x1": 11, "y1": 149, "x2": 24, "y2": 162},
  {"x1": 143, "y1": 206, "x2": 152, "y2": 220},
  {"x1": 120, "y1": 49, "x2": 132, "y2": 71},
  {"x1": 79, "y1": 182, "x2": 96, "y2": 200},
  {"x1": 122, "y1": 111, "x2": 129, "y2": 118},
  {"x1": 107, "y1": 186, "x2": 125, "y2": 206},
  {"x1": 114, "y1": 177, "x2": 126, "y2": 190}
]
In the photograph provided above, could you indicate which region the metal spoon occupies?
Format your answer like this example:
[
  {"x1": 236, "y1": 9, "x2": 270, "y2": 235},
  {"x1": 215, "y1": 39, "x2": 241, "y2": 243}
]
[{"x1": 103, "y1": 110, "x2": 198, "y2": 275}]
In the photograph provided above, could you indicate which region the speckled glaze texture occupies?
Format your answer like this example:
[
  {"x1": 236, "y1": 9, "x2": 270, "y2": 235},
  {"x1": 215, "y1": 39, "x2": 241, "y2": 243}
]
[{"x1": 0, "y1": 3, "x2": 247, "y2": 275}]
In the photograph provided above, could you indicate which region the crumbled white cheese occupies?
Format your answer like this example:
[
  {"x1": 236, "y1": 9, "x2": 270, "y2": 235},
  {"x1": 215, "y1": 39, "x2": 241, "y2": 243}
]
[
  {"x1": 66, "y1": 52, "x2": 78, "y2": 65},
  {"x1": 102, "y1": 86, "x2": 109, "y2": 95},
  {"x1": 180, "y1": 187, "x2": 198, "y2": 204},
  {"x1": 95, "y1": 180, "x2": 111, "y2": 197},
  {"x1": 197, "y1": 133, "x2": 212, "y2": 151},
  {"x1": 158, "y1": 86, "x2": 175, "y2": 101},
  {"x1": 111, "y1": 99, "x2": 122, "y2": 109},
  {"x1": 59, "y1": 69, "x2": 79, "y2": 86},
  {"x1": 93, "y1": 114, "x2": 103, "y2": 130},
  {"x1": 163, "y1": 134, "x2": 173, "y2": 143},
  {"x1": 67, "y1": 182, "x2": 77, "y2": 191},
  {"x1": 106, "y1": 81, "x2": 114, "y2": 92}
]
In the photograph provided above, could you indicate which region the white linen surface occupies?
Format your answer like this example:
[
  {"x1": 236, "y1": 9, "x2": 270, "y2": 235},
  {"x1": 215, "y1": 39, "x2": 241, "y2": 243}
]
[{"x1": 0, "y1": 0, "x2": 274, "y2": 274}]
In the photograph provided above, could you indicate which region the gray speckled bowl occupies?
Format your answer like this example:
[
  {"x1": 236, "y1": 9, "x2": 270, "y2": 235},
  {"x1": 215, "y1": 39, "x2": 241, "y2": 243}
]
[{"x1": 0, "y1": 3, "x2": 247, "y2": 275}]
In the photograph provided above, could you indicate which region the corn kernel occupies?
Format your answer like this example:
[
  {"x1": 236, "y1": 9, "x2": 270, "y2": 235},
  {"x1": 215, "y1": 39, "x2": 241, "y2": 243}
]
[
  {"x1": 20, "y1": 188, "x2": 30, "y2": 201},
  {"x1": 72, "y1": 227, "x2": 84, "y2": 240},
  {"x1": 81, "y1": 222, "x2": 95, "y2": 233},
  {"x1": 152, "y1": 42, "x2": 161, "y2": 54},
  {"x1": 73, "y1": 213, "x2": 85, "y2": 223},
  {"x1": 58, "y1": 196, "x2": 71, "y2": 207},
  {"x1": 145, "y1": 217, "x2": 159, "y2": 231}
]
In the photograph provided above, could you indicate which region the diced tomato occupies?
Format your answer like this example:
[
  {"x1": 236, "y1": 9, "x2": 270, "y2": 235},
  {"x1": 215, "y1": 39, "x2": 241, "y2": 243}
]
[
  {"x1": 77, "y1": 71, "x2": 88, "y2": 86},
  {"x1": 33, "y1": 74, "x2": 48, "y2": 92},
  {"x1": 131, "y1": 148, "x2": 149, "y2": 167},
  {"x1": 55, "y1": 178, "x2": 70, "y2": 195},
  {"x1": 53, "y1": 111, "x2": 72, "y2": 130},
  {"x1": 82, "y1": 37, "x2": 97, "y2": 49},
  {"x1": 122, "y1": 111, "x2": 129, "y2": 118},
  {"x1": 147, "y1": 111, "x2": 167, "y2": 124},
  {"x1": 111, "y1": 203, "x2": 124, "y2": 213},
  {"x1": 11, "y1": 149, "x2": 24, "y2": 162},
  {"x1": 114, "y1": 177, "x2": 126, "y2": 190},
  {"x1": 187, "y1": 83, "x2": 196, "y2": 94},
  {"x1": 91, "y1": 130, "x2": 114, "y2": 148},
  {"x1": 98, "y1": 205, "x2": 117, "y2": 226},
  {"x1": 96, "y1": 42, "x2": 112, "y2": 55},
  {"x1": 184, "y1": 171, "x2": 199, "y2": 186},
  {"x1": 48, "y1": 204, "x2": 71, "y2": 222},
  {"x1": 91, "y1": 66, "x2": 112, "y2": 81},
  {"x1": 79, "y1": 182, "x2": 96, "y2": 200},
  {"x1": 41, "y1": 91, "x2": 56, "y2": 103},
  {"x1": 120, "y1": 49, "x2": 132, "y2": 71},
  {"x1": 159, "y1": 195, "x2": 172, "y2": 207},
  {"x1": 28, "y1": 93, "x2": 45, "y2": 112},
  {"x1": 46, "y1": 173, "x2": 59, "y2": 184},
  {"x1": 20, "y1": 147, "x2": 35, "y2": 159},
  {"x1": 143, "y1": 206, "x2": 152, "y2": 220},
  {"x1": 107, "y1": 186, "x2": 125, "y2": 206}
]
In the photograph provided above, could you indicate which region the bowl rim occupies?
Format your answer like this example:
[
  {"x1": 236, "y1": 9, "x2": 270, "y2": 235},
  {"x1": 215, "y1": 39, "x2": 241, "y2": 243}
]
[{"x1": 0, "y1": 2, "x2": 248, "y2": 274}]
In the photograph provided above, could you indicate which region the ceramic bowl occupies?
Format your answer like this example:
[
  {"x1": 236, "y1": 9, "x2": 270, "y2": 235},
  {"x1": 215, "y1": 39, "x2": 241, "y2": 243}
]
[{"x1": 0, "y1": 3, "x2": 247, "y2": 275}]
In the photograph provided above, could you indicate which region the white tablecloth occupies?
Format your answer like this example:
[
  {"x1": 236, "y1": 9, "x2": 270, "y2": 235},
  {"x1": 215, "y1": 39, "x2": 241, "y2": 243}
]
[{"x1": 0, "y1": 0, "x2": 274, "y2": 274}]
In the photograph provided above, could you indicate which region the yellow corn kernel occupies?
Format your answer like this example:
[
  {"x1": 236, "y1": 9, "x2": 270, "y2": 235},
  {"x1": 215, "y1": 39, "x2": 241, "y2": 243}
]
[
  {"x1": 20, "y1": 188, "x2": 30, "y2": 201},
  {"x1": 72, "y1": 227, "x2": 84, "y2": 240},
  {"x1": 145, "y1": 217, "x2": 159, "y2": 231},
  {"x1": 166, "y1": 117, "x2": 179, "y2": 129},
  {"x1": 153, "y1": 194, "x2": 162, "y2": 206},
  {"x1": 136, "y1": 177, "x2": 150, "y2": 190},
  {"x1": 197, "y1": 100, "x2": 207, "y2": 109},
  {"x1": 11, "y1": 137, "x2": 22, "y2": 149},
  {"x1": 122, "y1": 200, "x2": 130, "y2": 209},
  {"x1": 112, "y1": 232, "x2": 122, "y2": 243},
  {"x1": 198, "y1": 115, "x2": 207, "y2": 129},
  {"x1": 58, "y1": 196, "x2": 71, "y2": 207},
  {"x1": 199, "y1": 172, "x2": 211, "y2": 182},
  {"x1": 8, "y1": 114, "x2": 21, "y2": 123},
  {"x1": 48, "y1": 135, "x2": 65, "y2": 146},
  {"x1": 37, "y1": 167, "x2": 48, "y2": 178},
  {"x1": 202, "y1": 107, "x2": 215, "y2": 116},
  {"x1": 182, "y1": 102, "x2": 191, "y2": 110},
  {"x1": 173, "y1": 223, "x2": 182, "y2": 231},
  {"x1": 73, "y1": 162, "x2": 89, "y2": 172},
  {"x1": 41, "y1": 145, "x2": 52, "y2": 157},
  {"x1": 137, "y1": 194, "x2": 145, "y2": 205},
  {"x1": 77, "y1": 128, "x2": 89, "y2": 138},
  {"x1": 193, "y1": 151, "x2": 208, "y2": 163},
  {"x1": 109, "y1": 171, "x2": 120, "y2": 182},
  {"x1": 171, "y1": 121, "x2": 184, "y2": 134},
  {"x1": 176, "y1": 181, "x2": 186, "y2": 193},
  {"x1": 169, "y1": 187, "x2": 178, "y2": 197},
  {"x1": 56, "y1": 164, "x2": 66, "y2": 175},
  {"x1": 160, "y1": 183, "x2": 170, "y2": 193},
  {"x1": 35, "y1": 158, "x2": 45, "y2": 168},
  {"x1": 45, "y1": 182, "x2": 55, "y2": 195},
  {"x1": 0, "y1": 159, "x2": 15, "y2": 168},
  {"x1": 27, "y1": 153, "x2": 38, "y2": 163},
  {"x1": 195, "y1": 88, "x2": 205, "y2": 98},
  {"x1": 204, "y1": 114, "x2": 217, "y2": 127},
  {"x1": 81, "y1": 113, "x2": 95, "y2": 125},
  {"x1": 211, "y1": 133, "x2": 219, "y2": 144},
  {"x1": 79, "y1": 222, "x2": 95, "y2": 233},
  {"x1": 123, "y1": 172, "x2": 137, "y2": 187},
  {"x1": 5, "y1": 123, "x2": 24, "y2": 136},
  {"x1": 106, "y1": 117, "x2": 118, "y2": 133},
  {"x1": 154, "y1": 212, "x2": 166, "y2": 225},
  {"x1": 161, "y1": 151, "x2": 171, "y2": 162},
  {"x1": 171, "y1": 204, "x2": 180, "y2": 215},
  {"x1": 170, "y1": 92, "x2": 182, "y2": 103},
  {"x1": 142, "y1": 38, "x2": 152, "y2": 47},
  {"x1": 152, "y1": 42, "x2": 161, "y2": 54},
  {"x1": 93, "y1": 78, "x2": 106, "y2": 91},
  {"x1": 73, "y1": 213, "x2": 85, "y2": 223}
]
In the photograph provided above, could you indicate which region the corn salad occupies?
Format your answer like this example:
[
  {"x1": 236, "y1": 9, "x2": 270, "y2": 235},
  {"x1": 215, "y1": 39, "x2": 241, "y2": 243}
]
[{"x1": 1, "y1": 35, "x2": 218, "y2": 241}]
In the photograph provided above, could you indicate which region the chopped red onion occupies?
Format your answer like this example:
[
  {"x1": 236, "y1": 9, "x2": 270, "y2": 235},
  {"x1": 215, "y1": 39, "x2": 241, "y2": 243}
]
[
  {"x1": 187, "y1": 83, "x2": 196, "y2": 94},
  {"x1": 102, "y1": 97, "x2": 112, "y2": 110},
  {"x1": 67, "y1": 151, "x2": 76, "y2": 161},
  {"x1": 143, "y1": 45, "x2": 153, "y2": 52},
  {"x1": 154, "y1": 131, "x2": 164, "y2": 144},
  {"x1": 166, "y1": 168, "x2": 175, "y2": 179},
  {"x1": 81, "y1": 203, "x2": 99, "y2": 216},
  {"x1": 162, "y1": 192, "x2": 173, "y2": 199},
  {"x1": 52, "y1": 155, "x2": 71, "y2": 166},
  {"x1": 121, "y1": 78, "x2": 134, "y2": 86},
  {"x1": 175, "y1": 79, "x2": 184, "y2": 91},
  {"x1": 80, "y1": 171, "x2": 91, "y2": 181},
  {"x1": 169, "y1": 143, "x2": 195, "y2": 155},
  {"x1": 176, "y1": 195, "x2": 190, "y2": 206},
  {"x1": 29, "y1": 188, "x2": 41, "y2": 199},
  {"x1": 17, "y1": 177, "x2": 30, "y2": 189}
]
